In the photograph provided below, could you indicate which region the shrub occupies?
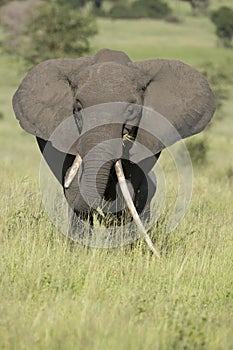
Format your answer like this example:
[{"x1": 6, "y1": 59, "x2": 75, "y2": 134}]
[
  {"x1": 23, "y1": 2, "x2": 97, "y2": 66},
  {"x1": 186, "y1": 137, "x2": 209, "y2": 166},
  {"x1": 0, "y1": 1, "x2": 97, "y2": 63},
  {"x1": 109, "y1": 0, "x2": 171, "y2": 19},
  {"x1": 210, "y1": 6, "x2": 233, "y2": 48},
  {"x1": 108, "y1": 2, "x2": 131, "y2": 19},
  {"x1": 180, "y1": 0, "x2": 209, "y2": 16},
  {"x1": 50, "y1": 0, "x2": 84, "y2": 8},
  {"x1": 198, "y1": 60, "x2": 233, "y2": 121},
  {"x1": 165, "y1": 14, "x2": 182, "y2": 24},
  {"x1": 131, "y1": 0, "x2": 171, "y2": 19},
  {"x1": 226, "y1": 166, "x2": 233, "y2": 182}
]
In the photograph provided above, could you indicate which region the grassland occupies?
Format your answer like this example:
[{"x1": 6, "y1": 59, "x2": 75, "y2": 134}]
[{"x1": 0, "y1": 2, "x2": 233, "y2": 349}]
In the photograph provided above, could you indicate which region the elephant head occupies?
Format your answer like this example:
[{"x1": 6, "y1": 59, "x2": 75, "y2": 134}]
[{"x1": 13, "y1": 48, "x2": 216, "y2": 229}]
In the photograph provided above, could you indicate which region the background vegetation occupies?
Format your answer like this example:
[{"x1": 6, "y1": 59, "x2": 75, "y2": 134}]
[
  {"x1": 0, "y1": 0, "x2": 233, "y2": 349},
  {"x1": 210, "y1": 6, "x2": 233, "y2": 48}
]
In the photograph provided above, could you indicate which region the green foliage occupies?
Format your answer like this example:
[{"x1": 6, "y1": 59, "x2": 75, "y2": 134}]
[
  {"x1": 0, "y1": 111, "x2": 4, "y2": 120},
  {"x1": 0, "y1": 0, "x2": 97, "y2": 62},
  {"x1": 0, "y1": 0, "x2": 12, "y2": 6},
  {"x1": 165, "y1": 14, "x2": 182, "y2": 24},
  {"x1": 198, "y1": 60, "x2": 233, "y2": 119},
  {"x1": 179, "y1": 0, "x2": 209, "y2": 15},
  {"x1": 131, "y1": 0, "x2": 171, "y2": 19},
  {"x1": 185, "y1": 136, "x2": 209, "y2": 166},
  {"x1": 226, "y1": 166, "x2": 233, "y2": 181},
  {"x1": 23, "y1": 2, "x2": 97, "y2": 66},
  {"x1": 50, "y1": 0, "x2": 84, "y2": 7},
  {"x1": 93, "y1": 0, "x2": 103, "y2": 8},
  {"x1": 108, "y1": 0, "x2": 171, "y2": 19},
  {"x1": 108, "y1": 2, "x2": 131, "y2": 19},
  {"x1": 210, "y1": 6, "x2": 233, "y2": 48},
  {"x1": 50, "y1": 0, "x2": 103, "y2": 9}
]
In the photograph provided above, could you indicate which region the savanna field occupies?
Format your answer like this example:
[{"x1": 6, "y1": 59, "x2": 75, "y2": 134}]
[{"x1": 0, "y1": 0, "x2": 233, "y2": 348}]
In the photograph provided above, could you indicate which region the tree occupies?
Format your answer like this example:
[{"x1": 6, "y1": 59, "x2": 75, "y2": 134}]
[
  {"x1": 211, "y1": 6, "x2": 233, "y2": 48},
  {"x1": 93, "y1": 0, "x2": 102, "y2": 9},
  {"x1": 180, "y1": 0, "x2": 209, "y2": 16},
  {"x1": 23, "y1": 2, "x2": 97, "y2": 66},
  {"x1": 50, "y1": 0, "x2": 103, "y2": 9}
]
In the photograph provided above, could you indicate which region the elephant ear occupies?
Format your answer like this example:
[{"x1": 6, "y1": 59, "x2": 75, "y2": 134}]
[
  {"x1": 133, "y1": 59, "x2": 216, "y2": 154},
  {"x1": 12, "y1": 57, "x2": 93, "y2": 151}
]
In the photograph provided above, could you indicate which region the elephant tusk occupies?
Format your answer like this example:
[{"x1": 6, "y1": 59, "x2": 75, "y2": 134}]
[
  {"x1": 115, "y1": 160, "x2": 160, "y2": 258},
  {"x1": 64, "y1": 153, "x2": 82, "y2": 189}
]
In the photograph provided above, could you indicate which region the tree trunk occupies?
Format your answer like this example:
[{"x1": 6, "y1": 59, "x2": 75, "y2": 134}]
[{"x1": 93, "y1": 0, "x2": 102, "y2": 9}]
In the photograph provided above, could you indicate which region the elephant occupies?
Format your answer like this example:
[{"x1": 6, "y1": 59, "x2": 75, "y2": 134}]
[{"x1": 12, "y1": 48, "x2": 216, "y2": 246}]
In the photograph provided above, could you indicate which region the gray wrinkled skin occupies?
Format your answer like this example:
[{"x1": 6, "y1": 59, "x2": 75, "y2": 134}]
[{"x1": 12, "y1": 48, "x2": 216, "y2": 231}]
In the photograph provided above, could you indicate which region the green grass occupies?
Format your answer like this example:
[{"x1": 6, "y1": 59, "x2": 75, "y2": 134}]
[
  {"x1": 0, "y1": 5, "x2": 233, "y2": 349},
  {"x1": 92, "y1": 17, "x2": 233, "y2": 65}
]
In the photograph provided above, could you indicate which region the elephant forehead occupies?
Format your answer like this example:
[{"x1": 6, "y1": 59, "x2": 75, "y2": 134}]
[{"x1": 76, "y1": 63, "x2": 141, "y2": 106}]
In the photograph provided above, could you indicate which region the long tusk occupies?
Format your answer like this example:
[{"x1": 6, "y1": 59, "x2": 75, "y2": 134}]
[
  {"x1": 115, "y1": 160, "x2": 160, "y2": 258},
  {"x1": 64, "y1": 153, "x2": 82, "y2": 189}
]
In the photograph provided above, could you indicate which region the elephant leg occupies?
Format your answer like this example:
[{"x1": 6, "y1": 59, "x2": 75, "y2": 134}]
[
  {"x1": 135, "y1": 170, "x2": 156, "y2": 223},
  {"x1": 67, "y1": 206, "x2": 94, "y2": 242},
  {"x1": 133, "y1": 153, "x2": 160, "y2": 222},
  {"x1": 37, "y1": 137, "x2": 75, "y2": 185}
]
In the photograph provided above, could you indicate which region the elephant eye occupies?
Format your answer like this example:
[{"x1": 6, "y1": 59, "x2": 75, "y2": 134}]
[
  {"x1": 142, "y1": 86, "x2": 147, "y2": 92},
  {"x1": 75, "y1": 99, "x2": 83, "y2": 113},
  {"x1": 127, "y1": 104, "x2": 134, "y2": 114},
  {"x1": 126, "y1": 102, "x2": 142, "y2": 121}
]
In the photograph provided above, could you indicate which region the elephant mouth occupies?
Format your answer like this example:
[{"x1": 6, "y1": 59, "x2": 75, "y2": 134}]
[{"x1": 64, "y1": 153, "x2": 160, "y2": 257}]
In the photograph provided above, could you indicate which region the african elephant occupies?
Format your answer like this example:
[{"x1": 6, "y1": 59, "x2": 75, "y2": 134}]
[{"x1": 12, "y1": 48, "x2": 216, "y2": 238}]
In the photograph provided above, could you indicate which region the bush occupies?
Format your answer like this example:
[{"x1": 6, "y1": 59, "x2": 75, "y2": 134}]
[
  {"x1": 109, "y1": 0, "x2": 171, "y2": 19},
  {"x1": 165, "y1": 14, "x2": 182, "y2": 24},
  {"x1": 108, "y1": 3, "x2": 130, "y2": 19},
  {"x1": 186, "y1": 137, "x2": 209, "y2": 166},
  {"x1": 226, "y1": 166, "x2": 233, "y2": 182},
  {"x1": 198, "y1": 60, "x2": 233, "y2": 121},
  {"x1": 180, "y1": 0, "x2": 209, "y2": 16},
  {"x1": 0, "y1": 1, "x2": 97, "y2": 63},
  {"x1": 210, "y1": 6, "x2": 233, "y2": 48},
  {"x1": 50, "y1": 0, "x2": 84, "y2": 8},
  {"x1": 132, "y1": 0, "x2": 171, "y2": 19},
  {"x1": 23, "y1": 2, "x2": 97, "y2": 66}
]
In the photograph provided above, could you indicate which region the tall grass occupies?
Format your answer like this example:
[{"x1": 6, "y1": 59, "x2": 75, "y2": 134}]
[
  {"x1": 1, "y1": 175, "x2": 232, "y2": 349},
  {"x1": 0, "y1": 5, "x2": 233, "y2": 349}
]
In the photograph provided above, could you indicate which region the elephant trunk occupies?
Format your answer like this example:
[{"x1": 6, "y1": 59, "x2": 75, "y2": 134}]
[
  {"x1": 65, "y1": 133, "x2": 122, "y2": 215},
  {"x1": 76, "y1": 155, "x2": 115, "y2": 213}
]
